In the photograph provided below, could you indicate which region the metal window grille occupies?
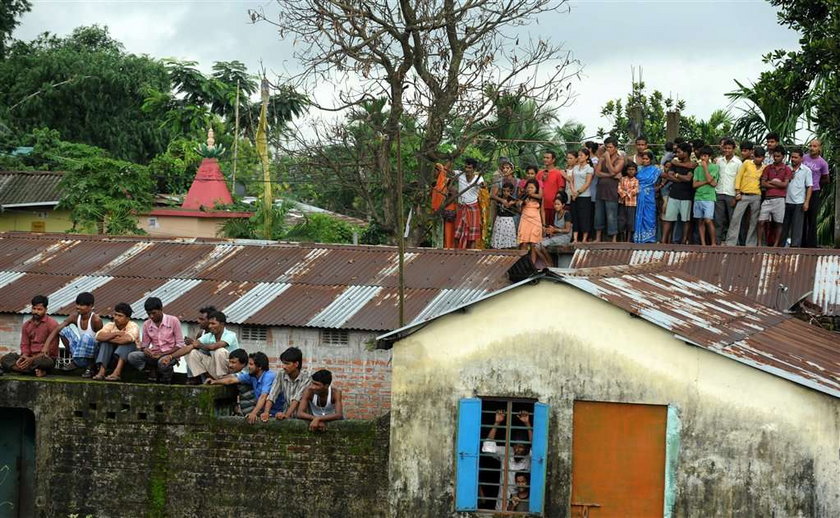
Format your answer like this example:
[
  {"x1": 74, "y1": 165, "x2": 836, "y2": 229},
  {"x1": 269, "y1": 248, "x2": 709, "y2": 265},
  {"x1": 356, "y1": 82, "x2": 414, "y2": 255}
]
[
  {"x1": 321, "y1": 329, "x2": 349, "y2": 346},
  {"x1": 477, "y1": 398, "x2": 536, "y2": 514},
  {"x1": 240, "y1": 325, "x2": 267, "y2": 344}
]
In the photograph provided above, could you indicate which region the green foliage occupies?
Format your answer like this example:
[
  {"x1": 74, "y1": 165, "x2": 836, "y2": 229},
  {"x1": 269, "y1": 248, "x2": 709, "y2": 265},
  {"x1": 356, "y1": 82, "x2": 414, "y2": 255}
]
[
  {"x1": 218, "y1": 200, "x2": 289, "y2": 240},
  {"x1": 147, "y1": 137, "x2": 202, "y2": 194},
  {"x1": 58, "y1": 155, "x2": 153, "y2": 234},
  {"x1": 284, "y1": 213, "x2": 360, "y2": 244},
  {"x1": 681, "y1": 109, "x2": 735, "y2": 145},
  {"x1": 737, "y1": 0, "x2": 839, "y2": 245},
  {"x1": 0, "y1": 0, "x2": 30, "y2": 59},
  {"x1": 10, "y1": 127, "x2": 154, "y2": 234},
  {"x1": 142, "y1": 59, "x2": 307, "y2": 143},
  {"x1": 0, "y1": 25, "x2": 172, "y2": 163},
  {"x1": 598, "y1": 82, "x2": 683, "y2": 144}
]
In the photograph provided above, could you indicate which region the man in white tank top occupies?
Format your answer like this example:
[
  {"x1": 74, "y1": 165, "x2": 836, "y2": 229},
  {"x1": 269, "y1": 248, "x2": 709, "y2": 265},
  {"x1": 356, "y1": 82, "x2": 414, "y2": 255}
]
[
  {"x1": 297, "y1": 369, "x2": 344, "y2": 431},
  {"x1": 46, "y1": 291, "x2": 103, "y2": 377}
]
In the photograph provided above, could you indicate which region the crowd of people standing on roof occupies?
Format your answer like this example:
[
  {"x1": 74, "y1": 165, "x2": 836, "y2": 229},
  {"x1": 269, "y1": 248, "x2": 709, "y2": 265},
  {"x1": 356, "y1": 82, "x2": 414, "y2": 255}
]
[
  {"x1": 431, "y1": 133, "x2": 831, "y2": 266},
  {"x1": 0, "y1": 293, "x2": 345, "y2": 431}
]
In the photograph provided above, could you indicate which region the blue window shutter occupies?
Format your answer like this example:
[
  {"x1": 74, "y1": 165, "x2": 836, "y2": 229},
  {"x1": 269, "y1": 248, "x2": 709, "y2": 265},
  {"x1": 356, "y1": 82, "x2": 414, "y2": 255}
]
[
  {"x1": 529, "y1": 402, "x2": 550, "y2": 513},
  {"x1": 455, "y1": 398, "x2": 481, "y2": 511}
]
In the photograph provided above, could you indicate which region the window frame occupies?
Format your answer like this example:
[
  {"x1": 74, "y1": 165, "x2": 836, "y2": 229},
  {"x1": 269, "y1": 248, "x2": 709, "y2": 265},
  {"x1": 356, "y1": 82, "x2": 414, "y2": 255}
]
[
  {"x1": 240, "y1": 325, "x2": 267, "y2": 345},
  {"x1": 455, "y1": 396, "x2": 549, "y2": 515}
]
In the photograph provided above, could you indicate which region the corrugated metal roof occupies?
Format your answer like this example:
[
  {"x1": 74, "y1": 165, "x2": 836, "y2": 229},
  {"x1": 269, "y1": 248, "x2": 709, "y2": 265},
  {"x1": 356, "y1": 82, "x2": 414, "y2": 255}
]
[
  {"x1": 0, "y1": 233, "x2": 523, "y2": 330},
  {"x1": 555, "y1": 267, "x2": 840, "y2": 399},
  {"x1": 379, "y1": 267, "x2": 840, "y2": 398},
  {"x1": 0, "y1": 171, "x2": 63, "y2": 206},
  {"x1": 570, "y1": 243, "x2": 840, "y2": 314},
  {"x1": 307, "y1": 285, "x2": 383, "y2": 328}
]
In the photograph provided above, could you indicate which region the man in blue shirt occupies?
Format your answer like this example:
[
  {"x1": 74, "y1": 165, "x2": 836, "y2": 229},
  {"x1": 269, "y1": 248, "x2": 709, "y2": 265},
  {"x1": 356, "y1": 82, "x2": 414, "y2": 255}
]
[{"x1": 209, "y1": 351, "x2": 283, "y2": 423}]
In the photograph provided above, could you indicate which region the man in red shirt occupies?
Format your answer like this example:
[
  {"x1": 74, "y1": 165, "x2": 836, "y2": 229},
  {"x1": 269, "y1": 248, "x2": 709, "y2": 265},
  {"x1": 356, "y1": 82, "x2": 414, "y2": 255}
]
[
  {"x1": 758, "y1": 147, "x2": 793, "y2": 246},
  {"x1": 537, "y1": 151, "x2": 565, "y2": 225},
  {"x1": 0, "y1": 295, "x2": 59, "y2": 377}
]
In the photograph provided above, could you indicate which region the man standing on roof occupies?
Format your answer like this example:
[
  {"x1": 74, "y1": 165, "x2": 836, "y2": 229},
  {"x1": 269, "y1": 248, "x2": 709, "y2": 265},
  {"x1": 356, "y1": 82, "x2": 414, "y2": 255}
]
[{"x1": 454, "y1": 158, "x2": 485, "y2": 249}]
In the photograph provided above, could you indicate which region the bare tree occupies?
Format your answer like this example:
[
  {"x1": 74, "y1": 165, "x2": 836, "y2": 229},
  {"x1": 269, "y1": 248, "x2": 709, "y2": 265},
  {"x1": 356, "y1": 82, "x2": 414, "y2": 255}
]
[{"x1": 251, "y1": 0, "x2": 578, "y2": 242}]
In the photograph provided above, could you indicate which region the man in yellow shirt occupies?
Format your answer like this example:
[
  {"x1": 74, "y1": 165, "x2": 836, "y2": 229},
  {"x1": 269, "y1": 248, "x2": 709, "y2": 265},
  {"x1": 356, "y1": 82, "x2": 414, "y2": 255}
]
[{"x1": 725, "y1": 146, "x2": 766, "y2": 246}]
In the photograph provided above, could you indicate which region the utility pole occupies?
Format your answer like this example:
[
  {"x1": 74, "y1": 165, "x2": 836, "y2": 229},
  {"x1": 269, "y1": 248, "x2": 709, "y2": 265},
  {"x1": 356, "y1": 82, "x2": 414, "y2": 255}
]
[
  {"x1": 834, "y1": 167, "x2": 840, "y2": 247},
  {"x1": 256, "y1": 77, "x2": 272, "y2": 239},
  {"x1": 396, "y1": 125, "x2": 406, "y2": 327},
  {"x1": 232, "y1": 79, "x2": 240, "y2": 189}
]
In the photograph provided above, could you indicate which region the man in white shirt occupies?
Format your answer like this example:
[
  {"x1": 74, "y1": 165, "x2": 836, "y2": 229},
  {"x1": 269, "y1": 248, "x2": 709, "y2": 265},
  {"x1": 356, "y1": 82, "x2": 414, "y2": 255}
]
[
  {"x1": 714, "y1": 138, "x2": 742, "y2": 244},
  {"x1": 782, "y1": 147, "x2": 813, "y2": 247},
  {"x1": 482, "y1": 409, "x2": 532, "y2": 511},
  {"x1": 453, "y1": 158, "x2": 485, "y2": 249}
]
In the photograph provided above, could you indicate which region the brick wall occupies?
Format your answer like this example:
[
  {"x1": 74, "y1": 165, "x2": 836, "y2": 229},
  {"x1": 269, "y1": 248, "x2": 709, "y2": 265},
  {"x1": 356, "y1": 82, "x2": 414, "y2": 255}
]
[
  {"x1": 234, "y1": 325, "x2": 392, "y2": 420},
  {"x1": 0, "y1": 313, "x2": 25, "y2": 355},
  {"x1": 0, "y1": 377, "x2": 389, "y2": 518}
]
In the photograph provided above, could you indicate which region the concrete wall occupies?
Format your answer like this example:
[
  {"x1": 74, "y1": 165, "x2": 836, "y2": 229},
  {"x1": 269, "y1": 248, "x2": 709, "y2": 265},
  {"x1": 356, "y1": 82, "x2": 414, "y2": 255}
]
[
  {"x1": 0, "y1": 377, "x2": 389, "y2": 518},
  {"x1": 139, "y1": 214, "x2": 227, "y2": 238},
  {"x1": 1, "y1": 315, "x2": 391, "y2": 420},
  {"x1": 388, "y1": 281, "x2": 840, "y2": 517},
  {"x1": 0, "y1": 208, "x2": 73, "y2": 233}
]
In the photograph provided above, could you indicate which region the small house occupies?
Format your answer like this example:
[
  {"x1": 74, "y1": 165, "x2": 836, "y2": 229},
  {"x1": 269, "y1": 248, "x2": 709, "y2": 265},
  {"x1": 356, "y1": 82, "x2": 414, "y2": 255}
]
[{"x1": 377, "y1": 266, "x2": 840, "y2": 517}]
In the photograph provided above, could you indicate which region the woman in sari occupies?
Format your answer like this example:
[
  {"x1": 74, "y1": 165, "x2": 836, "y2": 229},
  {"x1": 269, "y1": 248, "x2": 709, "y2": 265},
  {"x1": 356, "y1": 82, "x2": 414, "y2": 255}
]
[
  {"x1": 634, "y1": 150, "x2": 661, "y2": 243},
  {"x1": 432, "y1": 163, "x2": 457, "y2": 248}
]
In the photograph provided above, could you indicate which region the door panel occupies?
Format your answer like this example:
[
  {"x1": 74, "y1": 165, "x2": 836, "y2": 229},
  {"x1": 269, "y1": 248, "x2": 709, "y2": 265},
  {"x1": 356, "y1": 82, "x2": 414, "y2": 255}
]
[
  {"x1": 0, "y1": 408, "x2": 36, "y2": 518},
  {"x1": 571, "y1": 401, "x2": 667, "y2": 517}
]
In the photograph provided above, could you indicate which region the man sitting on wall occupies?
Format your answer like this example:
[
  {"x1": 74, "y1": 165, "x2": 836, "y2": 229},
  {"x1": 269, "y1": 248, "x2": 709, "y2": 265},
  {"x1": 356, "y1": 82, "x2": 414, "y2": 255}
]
[
  {"x1": 482, "y1": 410, "x2": 533, "y2": 511},
  {"x1": 264, "y1": 346, "x2": 312, "y2": 422},
  {"x1": 0, "y1": 295, "x2": 59, "y2": 377},
  {"x1": 209, "y1": 351, "x2": 283, "y2": 423},
  {"x1": 46, "y1": 291, "x2": 103, "y2": 377},
  {"x1": 184, "y1": 310, "x2": 239, "y2": 385},
  {"x1": 296, "y1": 369, "x2": 344, "y2": 431},
  {"x1": 92, "y1": 302, "x2": 140, "y2": 382},
  {"x1": 127, "y1": 297, "x2": 188, "y2": 384}
]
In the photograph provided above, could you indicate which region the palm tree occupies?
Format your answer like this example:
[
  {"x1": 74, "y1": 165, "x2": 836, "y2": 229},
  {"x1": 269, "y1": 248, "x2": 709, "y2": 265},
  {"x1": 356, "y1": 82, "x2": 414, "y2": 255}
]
[
  {"x1": 726, "y1": 79, "x2": 809, "y2": 144},
  {"x1": 474, "y1": 93, "x2": 559, "y2": 168}
]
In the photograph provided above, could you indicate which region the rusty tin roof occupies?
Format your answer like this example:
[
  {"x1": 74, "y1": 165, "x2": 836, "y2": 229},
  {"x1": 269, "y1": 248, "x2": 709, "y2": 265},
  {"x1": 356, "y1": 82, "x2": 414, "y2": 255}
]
[
  {"x1": 569, "y1": 243, "x2": 840, "y2": 315},
  {"x1": 378, "y1": 266, "x2": 840, "y2": 398},
  {"x1": 0, "y1": 233, "x2": 522, "y2": 331},
  {"x1": 554, "y1": 267, "x2": 840, "y2": 399}
]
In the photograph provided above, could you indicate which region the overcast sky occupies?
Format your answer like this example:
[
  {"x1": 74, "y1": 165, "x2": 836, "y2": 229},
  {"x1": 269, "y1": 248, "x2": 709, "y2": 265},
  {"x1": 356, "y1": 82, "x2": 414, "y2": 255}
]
[{"x1": 15, "y1": 0, "x2": 801, "y2": 139}]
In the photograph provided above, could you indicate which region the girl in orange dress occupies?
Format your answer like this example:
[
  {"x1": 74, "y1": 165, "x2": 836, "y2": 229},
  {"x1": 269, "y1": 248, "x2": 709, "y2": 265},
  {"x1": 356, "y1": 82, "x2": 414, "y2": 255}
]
[{"x1": 517, "y1": 178, "x2": 544, "y2": 265}]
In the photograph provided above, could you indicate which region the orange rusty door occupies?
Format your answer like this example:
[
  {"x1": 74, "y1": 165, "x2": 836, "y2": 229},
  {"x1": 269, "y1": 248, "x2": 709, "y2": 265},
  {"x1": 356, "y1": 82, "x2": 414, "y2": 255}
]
[{"x1": 570, "y1": 401, "x2": 667, "y2": 517}]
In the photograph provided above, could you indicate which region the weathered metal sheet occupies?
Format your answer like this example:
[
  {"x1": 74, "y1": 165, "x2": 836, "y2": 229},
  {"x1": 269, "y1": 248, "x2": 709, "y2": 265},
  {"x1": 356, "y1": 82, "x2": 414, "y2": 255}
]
[
  {"x1": 222, "y1": 282, "x2": 292, "y2": 323},
  {"x1": 342, "y1": 287, "x2": 439, "y2": 331},
  {"x1": 571, "y1": 243, "x2": 840, "y2": 314},
  {"x1": 411, "y1": 288, "x2": 489, "y2": 324},
  {"x1": 109, "y1": 243, "x2": 218, "y2": 278},
  {"x1": 0, "y1": 233, "x2": 524, "y2": 330},
  {"x1": 307, "y1": 285, "x2": 383, "y2": 329},
  {"x1": 243, "y1": 284, "x2": 344, "y2": 326},
  {"x1": 163, "y1": 280, "x2": 256, "y2": 322},
  {"x1": 46, "y1": 275, "x2": 114, "y2": 315},
  {"x1": 558, "y1": 268, "x2": 840, "y2": 399},
  {"x1": 0, "y1": 171, "x2": 63, "y2": 206},
  {"x1": 130, "y1": 278, "x2": 204, "y2": 320},
  {"x1": 0, "y1": 273, "x2": 76, "y2": 312},
  {"x1": 0, "y1": 271, "x2": 26, "y2": 290}
]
